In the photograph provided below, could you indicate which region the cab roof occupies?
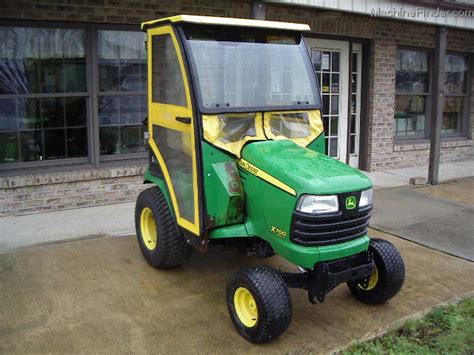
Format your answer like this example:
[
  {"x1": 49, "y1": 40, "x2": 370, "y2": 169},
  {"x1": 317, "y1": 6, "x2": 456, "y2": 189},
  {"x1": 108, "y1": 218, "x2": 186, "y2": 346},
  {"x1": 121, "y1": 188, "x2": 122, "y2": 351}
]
[{"x1": 141, "y1": 15, "x2": 311, "y2": 32}]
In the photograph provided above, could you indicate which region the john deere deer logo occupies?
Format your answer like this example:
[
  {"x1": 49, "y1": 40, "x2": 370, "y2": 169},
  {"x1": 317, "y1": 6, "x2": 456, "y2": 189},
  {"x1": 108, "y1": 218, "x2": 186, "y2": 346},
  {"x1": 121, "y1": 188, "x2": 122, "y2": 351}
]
[{"x1": 345, "y1": 196, "x2": 356, "y2": 210}]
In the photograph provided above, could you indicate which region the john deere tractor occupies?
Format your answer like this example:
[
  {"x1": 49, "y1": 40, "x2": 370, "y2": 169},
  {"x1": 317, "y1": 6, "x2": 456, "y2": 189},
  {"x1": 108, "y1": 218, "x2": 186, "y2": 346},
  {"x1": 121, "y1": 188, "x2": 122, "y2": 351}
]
[{"x1": 135, "y1": 15, "x2": 405, "y2": 343}]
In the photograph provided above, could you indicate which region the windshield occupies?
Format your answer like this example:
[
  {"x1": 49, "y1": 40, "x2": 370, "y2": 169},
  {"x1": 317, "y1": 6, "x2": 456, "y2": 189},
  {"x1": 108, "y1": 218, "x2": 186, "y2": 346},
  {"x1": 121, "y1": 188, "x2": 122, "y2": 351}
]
[{"x1": 181, "y1": 25, "x2": 320, "y2": 112}]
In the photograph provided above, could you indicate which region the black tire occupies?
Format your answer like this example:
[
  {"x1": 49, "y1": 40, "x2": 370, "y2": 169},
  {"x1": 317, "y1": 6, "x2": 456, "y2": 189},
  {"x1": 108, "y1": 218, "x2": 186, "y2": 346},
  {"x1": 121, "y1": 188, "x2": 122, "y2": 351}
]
[
  {"x1": 347, "y1": 238, "x2": 405, "y2": 304},
  {"x1": 226, "y1": 265, "x2": 292, "y2": 344},
  {"x1": 135, "y1": 186, "x2": 192, "y2": 268}
]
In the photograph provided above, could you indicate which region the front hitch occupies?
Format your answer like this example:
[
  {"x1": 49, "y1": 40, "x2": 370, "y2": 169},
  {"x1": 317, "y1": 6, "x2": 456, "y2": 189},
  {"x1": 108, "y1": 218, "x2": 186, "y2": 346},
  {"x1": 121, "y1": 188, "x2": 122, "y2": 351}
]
[{"x1": 281, "y1": 251, "x2": 374, "y2": 304}]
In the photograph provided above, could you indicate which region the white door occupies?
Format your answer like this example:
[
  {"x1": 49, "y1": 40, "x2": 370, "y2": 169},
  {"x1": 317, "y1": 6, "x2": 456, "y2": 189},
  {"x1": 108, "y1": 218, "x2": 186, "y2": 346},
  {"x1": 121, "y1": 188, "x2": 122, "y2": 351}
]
[{"x1": 305, "y1": 38, "x2": 361, "y2": 168}]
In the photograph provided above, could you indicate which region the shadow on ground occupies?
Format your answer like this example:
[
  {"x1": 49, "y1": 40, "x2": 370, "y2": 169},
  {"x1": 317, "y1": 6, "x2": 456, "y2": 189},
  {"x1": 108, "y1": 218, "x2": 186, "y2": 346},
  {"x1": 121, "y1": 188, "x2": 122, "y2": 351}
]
[{"x1": 0, "y1": 230, "x2": 473, "y2": 354}]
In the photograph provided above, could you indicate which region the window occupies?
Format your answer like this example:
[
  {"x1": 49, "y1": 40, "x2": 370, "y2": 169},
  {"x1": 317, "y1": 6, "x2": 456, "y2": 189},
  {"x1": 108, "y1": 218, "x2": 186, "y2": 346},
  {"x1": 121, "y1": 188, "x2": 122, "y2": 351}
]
[
  {"x1": 395, "y1": 49, "x2": 430, "y2": 138},
  {"x1": 183, "y1": 25, "x2": 319, "y2": 111},
  {"x1": 442, "y1": 54, "x2": 469, "y2": 135},
  {"x1": 312, "y1": 49, "x2": 340, "y2": 157},
  {"x1": 0, "y1": 24, "x2": 147, "y2": 169},
  {"x1": 0, "y1": 27, "x2": 88, "y2": 164},
  {"x1": 98, "y1": 30, "x2": 147, "y2": 155},
  {"x1": 151, "y1": 34, "x2": 186, "y2": 106}
]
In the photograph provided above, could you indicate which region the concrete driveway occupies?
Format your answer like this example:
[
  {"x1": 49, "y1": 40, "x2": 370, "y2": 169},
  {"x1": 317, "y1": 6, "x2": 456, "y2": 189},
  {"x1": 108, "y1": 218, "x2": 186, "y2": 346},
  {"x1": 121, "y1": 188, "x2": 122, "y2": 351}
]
[
  {"x1": 1, "y1": 231, "x2": 473, "y2": 354},
  {"x1": 372, "y1": 178, "x2": 474, "y2": 261}
]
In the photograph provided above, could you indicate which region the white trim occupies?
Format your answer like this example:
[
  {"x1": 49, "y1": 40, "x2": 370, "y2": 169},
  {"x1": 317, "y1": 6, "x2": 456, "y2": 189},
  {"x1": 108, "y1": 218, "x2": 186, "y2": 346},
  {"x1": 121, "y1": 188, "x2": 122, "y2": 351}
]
[{"x1": 349, "y1": 43, "x2": 362, "y2": 168}]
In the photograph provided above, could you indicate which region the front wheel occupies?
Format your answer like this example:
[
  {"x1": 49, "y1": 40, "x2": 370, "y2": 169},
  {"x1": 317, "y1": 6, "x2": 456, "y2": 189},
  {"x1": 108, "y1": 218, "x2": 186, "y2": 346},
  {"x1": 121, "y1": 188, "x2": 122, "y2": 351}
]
[
  {"x1": 226, "y1": 265, "x2": 292, "y2": 344},
  {"x1": 347, "y1": 238, "x2": 405, "y2": 304}
]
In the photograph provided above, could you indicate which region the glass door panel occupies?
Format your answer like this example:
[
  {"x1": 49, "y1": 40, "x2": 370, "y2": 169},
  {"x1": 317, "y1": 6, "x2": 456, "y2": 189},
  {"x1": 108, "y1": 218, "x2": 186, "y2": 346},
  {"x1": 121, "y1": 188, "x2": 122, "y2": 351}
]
[{"x1": 308, "y1": 39, "x2": 349, "y2": 163}]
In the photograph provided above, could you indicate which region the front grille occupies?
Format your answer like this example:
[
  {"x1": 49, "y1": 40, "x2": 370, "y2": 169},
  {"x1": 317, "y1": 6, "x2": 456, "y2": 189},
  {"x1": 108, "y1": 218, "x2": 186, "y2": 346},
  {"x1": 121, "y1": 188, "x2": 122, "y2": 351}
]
[{"x1": 290, "y1": 206, "x2": 371, "y2": 247}]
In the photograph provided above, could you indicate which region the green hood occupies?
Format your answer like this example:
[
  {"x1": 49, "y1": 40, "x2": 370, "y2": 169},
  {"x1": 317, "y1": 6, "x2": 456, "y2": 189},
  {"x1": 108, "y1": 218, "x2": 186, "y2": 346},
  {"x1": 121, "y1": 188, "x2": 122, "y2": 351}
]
[{"x1": 241, "y1": 140, "x2": 372, "y2": 195}]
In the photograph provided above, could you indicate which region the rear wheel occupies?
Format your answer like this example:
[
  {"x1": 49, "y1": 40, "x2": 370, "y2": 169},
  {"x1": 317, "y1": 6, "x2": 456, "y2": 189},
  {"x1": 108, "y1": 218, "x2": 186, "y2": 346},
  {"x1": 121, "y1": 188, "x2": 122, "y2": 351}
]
[
  {"x1": 226, "y1": 265, "x2": 292, "y2": 343},
  {"x1": 348, "y1": 238, "x2": 405, "y2": 304},
  {"x1": 135, "y1": 186, "x2": 192, "y2": 268}
]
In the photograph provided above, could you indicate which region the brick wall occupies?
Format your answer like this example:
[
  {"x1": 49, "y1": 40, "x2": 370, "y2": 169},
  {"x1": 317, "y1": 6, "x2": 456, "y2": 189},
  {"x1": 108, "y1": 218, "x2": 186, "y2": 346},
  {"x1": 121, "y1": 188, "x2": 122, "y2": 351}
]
[
  {"x1": 0, "y1": 0, "x2": 251, "y2": 23},
  {"x1": 0, "y1": 165, "x2": 147, "y2": 216},
  {"x1": 366, "y1": 21, "x2": 474, "y2": 170}
]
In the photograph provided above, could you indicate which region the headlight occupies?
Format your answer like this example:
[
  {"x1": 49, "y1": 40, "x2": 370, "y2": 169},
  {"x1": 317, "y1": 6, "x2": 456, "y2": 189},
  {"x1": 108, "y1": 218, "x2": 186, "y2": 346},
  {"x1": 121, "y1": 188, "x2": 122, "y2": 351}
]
[
  {"x1": 359, "y1": 188, "x2": 373, "y2": 207},
  {"x1": 296, "y1": 195, "x2": 339, "y2": 214}
]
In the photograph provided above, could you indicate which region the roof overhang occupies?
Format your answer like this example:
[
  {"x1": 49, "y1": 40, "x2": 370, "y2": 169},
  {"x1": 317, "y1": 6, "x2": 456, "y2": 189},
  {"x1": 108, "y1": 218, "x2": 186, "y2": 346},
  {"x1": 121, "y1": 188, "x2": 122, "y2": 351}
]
[
  {"x1": 141, "y1": 14, "x2": 311, "y2": 32},
  {"x1": 266, "y1": 0, "x2": 474, "y2": 31}
]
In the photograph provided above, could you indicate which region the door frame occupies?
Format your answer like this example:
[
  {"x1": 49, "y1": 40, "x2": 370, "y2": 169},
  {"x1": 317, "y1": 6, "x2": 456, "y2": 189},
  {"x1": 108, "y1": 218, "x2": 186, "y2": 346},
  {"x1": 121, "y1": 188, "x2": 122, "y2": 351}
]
[
  {"x1": 304, "y1": 33, "x2": 371, "y2": 170},
  {"x1": 146, "y1": 24, "x2": 202, "y2": 236},
  {"x1": 308, "y1": 38, "x2": 350, "y2": 163},
  {"x1": 348, "y1": 42, "x2": 362, "y2": 168}
]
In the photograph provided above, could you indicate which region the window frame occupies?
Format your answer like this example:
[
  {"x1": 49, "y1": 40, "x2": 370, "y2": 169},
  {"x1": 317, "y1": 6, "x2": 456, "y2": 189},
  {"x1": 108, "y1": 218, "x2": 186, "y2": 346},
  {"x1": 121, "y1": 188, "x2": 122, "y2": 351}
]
[
  {"x1": 394, "y1": 46, "x2": 433, "y2": 141},
  {"x1": 0, "y1": 20, "x2": 92, "y2": 171},
  {"x1": 0, "y1": 20, "x2": 147, "y2": 174},
  {"x1": 441, "y1": 50, "x2": 471, "y2": 138}
]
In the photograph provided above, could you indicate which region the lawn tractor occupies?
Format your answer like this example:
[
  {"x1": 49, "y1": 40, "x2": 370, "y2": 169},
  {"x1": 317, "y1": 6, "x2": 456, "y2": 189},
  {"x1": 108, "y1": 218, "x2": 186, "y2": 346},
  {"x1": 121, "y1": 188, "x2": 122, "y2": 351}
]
[{"x1": 135, "y1": 15, "x2": 405, "y2": 344}]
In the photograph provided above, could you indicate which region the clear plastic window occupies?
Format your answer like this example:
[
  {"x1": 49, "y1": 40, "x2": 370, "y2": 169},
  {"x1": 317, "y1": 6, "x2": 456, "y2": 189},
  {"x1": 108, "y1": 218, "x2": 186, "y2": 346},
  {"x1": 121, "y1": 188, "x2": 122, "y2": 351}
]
[
  {"x1": 153, "y1": 125, "x2": 195, "y2": 222},
  {"x1": 151, "y1": 34, "x2": 186, "y2": 107},
  {"x1": 202, "y1": 113, "x2": 264, "y2": 157},
  {"x1": 202, "y1": 110, "x2": 323, "y2": 156},
  {"x1": 183, "y1": 25, "x2": 320, "y2": 111},
  {"x1": 263, "y1": 110, "x2": 323, "y2": 147},
  {"x1": 268, "y1": 112, "x2": 311, "y2": 139}
]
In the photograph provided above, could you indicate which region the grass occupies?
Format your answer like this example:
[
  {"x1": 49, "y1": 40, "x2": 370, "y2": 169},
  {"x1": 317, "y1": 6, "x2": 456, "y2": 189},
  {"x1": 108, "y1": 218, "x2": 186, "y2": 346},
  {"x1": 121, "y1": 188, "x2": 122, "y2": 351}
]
[{"x1": 345, "y1": 297, "x2": 474, "y2": 354}]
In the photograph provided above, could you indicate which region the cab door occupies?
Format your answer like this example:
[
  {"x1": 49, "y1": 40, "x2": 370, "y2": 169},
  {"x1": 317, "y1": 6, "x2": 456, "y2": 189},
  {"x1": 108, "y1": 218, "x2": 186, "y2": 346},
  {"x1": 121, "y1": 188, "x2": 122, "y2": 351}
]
[{"x1": 147, "y1": 25, "x2": 201, "y2": 236}]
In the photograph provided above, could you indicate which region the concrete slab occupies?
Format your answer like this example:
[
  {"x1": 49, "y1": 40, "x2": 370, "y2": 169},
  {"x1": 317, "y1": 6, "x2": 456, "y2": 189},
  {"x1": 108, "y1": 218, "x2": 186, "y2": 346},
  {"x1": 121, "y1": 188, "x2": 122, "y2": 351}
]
[
  {"x1": 364, "y1": 171, "x2": 408, "y2": 189},
  {"x1": 416, "y1": 179, "x2": 474, "y2": 206},
  {"x1": 0, "y1": 232, "x2": 472, "y2": 353},
  {"x1": 0, "y1": 202, "x2": 135, "y2": 252},
  {"x1": 366, "y1": 159, "x2": 474, "y2": 189},
  {"x1": 372, "y1": 179, "x2": 474, "y2": 261}
]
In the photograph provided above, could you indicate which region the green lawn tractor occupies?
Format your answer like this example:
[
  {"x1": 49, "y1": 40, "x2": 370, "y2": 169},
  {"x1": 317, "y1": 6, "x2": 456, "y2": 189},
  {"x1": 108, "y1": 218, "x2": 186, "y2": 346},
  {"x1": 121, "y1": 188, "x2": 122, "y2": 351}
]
[{"x1": 135, "y1": 15, "x2": 405, "y2": 344}]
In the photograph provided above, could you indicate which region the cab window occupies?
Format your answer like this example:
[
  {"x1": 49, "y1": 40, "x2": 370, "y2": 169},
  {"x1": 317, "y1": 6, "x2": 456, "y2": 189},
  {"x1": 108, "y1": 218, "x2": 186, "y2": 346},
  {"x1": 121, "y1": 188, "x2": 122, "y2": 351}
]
[
  {"x1": 151, "y1": 34, "x2": 186, "y2": 106},
  {"x1": 202, "y1": 113, "x2": 265, "y2": 157},
  {"x1": 182, "y1": 25, "x2": 320, "y2": 112},
  {"x1": 263, "y1": 110, "x2": 324, "y2": 147},
  {"x1": 267, "y1": 112, "x2": 311, "y2": 139}
]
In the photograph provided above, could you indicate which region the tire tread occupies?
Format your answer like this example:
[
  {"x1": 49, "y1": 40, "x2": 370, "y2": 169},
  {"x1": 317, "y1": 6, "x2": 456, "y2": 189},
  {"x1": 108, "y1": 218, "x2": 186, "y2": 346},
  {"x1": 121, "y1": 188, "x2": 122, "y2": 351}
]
[
  {"x1": 226, "y1": 265, "x2": 292, "y2": 344},
  {"x1": 135, "y1": 186, "x2": 192, "y2": 268},
  {"x1": 348, "y1": 238, "x2": 405, "y2": 304}
]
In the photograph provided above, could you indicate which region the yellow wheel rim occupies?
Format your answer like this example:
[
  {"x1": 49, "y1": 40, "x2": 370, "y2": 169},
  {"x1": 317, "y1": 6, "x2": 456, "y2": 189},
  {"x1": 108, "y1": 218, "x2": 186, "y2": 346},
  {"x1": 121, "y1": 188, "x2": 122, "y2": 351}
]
[
  {"x1": 234, "y1": 287, "x2": 258, "y2": 328},
  {"x1": 140, "y1": 207, "x2": 157, "y2": 250},
  {"x1": 359, "y1": 264, "x2": 379, "y2": 291}
]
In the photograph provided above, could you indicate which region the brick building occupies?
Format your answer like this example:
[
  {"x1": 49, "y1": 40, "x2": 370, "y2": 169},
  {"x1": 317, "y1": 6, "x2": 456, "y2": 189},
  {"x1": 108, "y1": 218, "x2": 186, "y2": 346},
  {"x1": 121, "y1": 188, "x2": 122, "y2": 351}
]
[{"x1": 0, "y1": 0, "x2": 473, "y2": 216}]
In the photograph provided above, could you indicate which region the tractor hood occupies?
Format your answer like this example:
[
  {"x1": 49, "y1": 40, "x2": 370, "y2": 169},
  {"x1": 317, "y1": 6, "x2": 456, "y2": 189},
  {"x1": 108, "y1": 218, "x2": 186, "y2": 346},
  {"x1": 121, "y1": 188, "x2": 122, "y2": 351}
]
[{"x1": 240, "y1": 140, "x2": 372, "y2": 195}]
